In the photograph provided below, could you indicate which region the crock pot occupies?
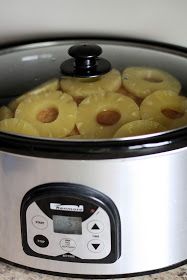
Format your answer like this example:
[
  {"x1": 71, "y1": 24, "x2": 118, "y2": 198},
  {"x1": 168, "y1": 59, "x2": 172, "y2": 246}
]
[
  {"x1": 0, "y1": 0, "x2": 187, "y2": 279},
  {"x1": 1, "y1": 0, "x2": 187, "y2": 278}
]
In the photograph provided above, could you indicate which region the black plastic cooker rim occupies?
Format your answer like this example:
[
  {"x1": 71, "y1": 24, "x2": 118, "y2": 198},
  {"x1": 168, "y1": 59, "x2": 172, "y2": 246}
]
[{"x1": 1, "y1": 37, "x2": 187, "y2": 160}]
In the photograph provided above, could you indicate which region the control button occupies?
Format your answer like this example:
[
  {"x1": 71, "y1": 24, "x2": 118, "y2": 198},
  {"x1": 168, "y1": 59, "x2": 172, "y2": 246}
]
[
  {"x1": 87, "y1": 239, "x2": 104, "y2": 253},
  {"x1": 32, "y1": 215, "x2": 48, "y2": 230},
  {"x1": 92, "y1": 243, "x2": 100, "y2": 250},
  {"x1": 87, "y1": 220, "x2": 104, "y2": 233},
  {"x1": 60, "y1": 238, "x2": 77, "y2": 252},
  {"x1": 34, "y1": 235, "x2": 49, "y2": 248}
]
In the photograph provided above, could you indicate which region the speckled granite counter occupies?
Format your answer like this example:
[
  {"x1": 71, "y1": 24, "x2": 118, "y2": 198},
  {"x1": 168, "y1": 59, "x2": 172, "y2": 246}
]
[{"x1": 1, "y1": 261, "x2": 187, "y2": 280}]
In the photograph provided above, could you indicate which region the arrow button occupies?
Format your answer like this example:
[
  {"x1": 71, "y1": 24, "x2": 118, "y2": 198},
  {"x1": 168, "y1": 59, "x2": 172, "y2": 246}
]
[
  {"x1": 92, "y1": 224, "x2": 100, "y2": 230},
  {"x1": 88, "y1": 221, "x2": 104, "y2": 233},
  {"x1": 87, "y1": 240, "x2": 104, "y2": 253},
  {"x1": 92, "y1": 243, "x2": 100, "y2": 250}
]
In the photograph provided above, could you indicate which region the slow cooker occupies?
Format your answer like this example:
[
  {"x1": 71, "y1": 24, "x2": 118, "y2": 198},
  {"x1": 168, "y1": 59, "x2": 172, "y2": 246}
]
[{"x1": 1, "y1": 0, "x2": 187, "y2": 278}]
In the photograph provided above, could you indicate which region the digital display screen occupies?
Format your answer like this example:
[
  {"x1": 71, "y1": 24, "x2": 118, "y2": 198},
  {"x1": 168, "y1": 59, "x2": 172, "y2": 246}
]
[{"x1": 53, "y1": 215, "x2": 82, "y2": 234}]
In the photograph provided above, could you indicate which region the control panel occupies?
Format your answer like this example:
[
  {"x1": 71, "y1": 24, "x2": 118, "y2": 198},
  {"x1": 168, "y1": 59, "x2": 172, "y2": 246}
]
[{"x1": 21, "y1": 183, "x2": 121, "y2": 263}]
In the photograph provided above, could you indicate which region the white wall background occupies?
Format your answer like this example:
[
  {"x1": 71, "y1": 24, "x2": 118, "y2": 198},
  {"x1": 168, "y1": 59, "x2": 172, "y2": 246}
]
[{"x1": 0, "y1": 0, "x2": 186, "y2": 47}]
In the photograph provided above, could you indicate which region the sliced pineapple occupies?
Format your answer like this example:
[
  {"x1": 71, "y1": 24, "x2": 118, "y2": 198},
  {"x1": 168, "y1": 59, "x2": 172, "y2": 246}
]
[
  {"x1": 63, "y1": 126, "x2": 83, "y2": 139},
  {"x1": 122, "y1": 67, "x2": 181, "y2": 98},
  {"x1": 8, "y1": 94, "x2": 26, "y2": 112},
  {"x1": 60, "y1": 69, "x2": 121, "y2": 99},
  {"x1": 117, "y1": 86, "x2": 143, "y2": 106},
  {"x1": 8, "y1": 90, "x2": 63, "y2": 113},
  {"x1": 140, "y1": 90, "x2": 187, "y2": 128},
  {"x1": 0, "y1": 106, "x2": 13, "y2": 121},
  {"x1": 76, "y1": 92, "x2": 140, "y2": 139},
  {"x1": 0, "y1": 118, "x2": 39, "y2": 136},
  {"x1": 15, "y1": 93, "x2": 77, "y2": 138},
  {"x1": 26, "y1": 78, "x2": 60, "y2": 94},
  {"x1": 113, "y1": 120, "x2": 166, "y2": 138},
  {"x1": 8, "y1": 79, "x2": 60, "y2": 112},
  {"x1": 66, "y1": 126, "x2": 80, "y2": 137}
]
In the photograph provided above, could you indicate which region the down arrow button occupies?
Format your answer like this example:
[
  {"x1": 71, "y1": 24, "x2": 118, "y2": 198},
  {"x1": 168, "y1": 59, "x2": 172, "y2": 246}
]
[
  {"x1": 87, "y1": 240, "x2": 104, "y2": 253},
  {"x1": 92, "y1": 243, "x2": 100, "y2": 250}
]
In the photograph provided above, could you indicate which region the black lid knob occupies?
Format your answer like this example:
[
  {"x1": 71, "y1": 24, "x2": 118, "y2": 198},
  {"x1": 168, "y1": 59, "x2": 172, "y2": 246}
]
[
  {"x1": 69, "y1": 44, "x2": 102, "y2": 59},
  {"x1": 60, "y1": 44, "x2": 111, "y2": 78}
]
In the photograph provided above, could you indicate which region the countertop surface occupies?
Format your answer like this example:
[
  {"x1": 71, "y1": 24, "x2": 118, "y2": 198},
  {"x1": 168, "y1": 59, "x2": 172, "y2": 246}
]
[{"x1": 1, "y1": 261, "x2": 187, "y2": 280}]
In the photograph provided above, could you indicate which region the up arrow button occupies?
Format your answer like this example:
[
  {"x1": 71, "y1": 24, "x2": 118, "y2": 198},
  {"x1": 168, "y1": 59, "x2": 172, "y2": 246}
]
[
  {"x1": 88, "y1": 221, "x2": 104, "y2": 233},
  {"x1": 92, "y1": 224, "x2": 100, "y2": 230}
]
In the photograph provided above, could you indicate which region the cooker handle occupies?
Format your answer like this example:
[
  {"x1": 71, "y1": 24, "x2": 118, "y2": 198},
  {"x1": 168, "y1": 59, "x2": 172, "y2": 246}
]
[{"x1": 60, "y1": 44, "x2": 111, "y2": 78}]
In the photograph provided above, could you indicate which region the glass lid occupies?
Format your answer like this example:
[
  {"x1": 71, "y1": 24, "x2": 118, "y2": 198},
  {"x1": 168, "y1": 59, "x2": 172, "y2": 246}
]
[{"x1": 0, "y1": 39, "x2": 187, "y2": 142}]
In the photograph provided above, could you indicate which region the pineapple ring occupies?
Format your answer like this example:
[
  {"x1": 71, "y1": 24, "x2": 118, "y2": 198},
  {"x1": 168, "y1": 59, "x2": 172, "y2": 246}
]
[
  {"x1": 113, "y1": 120, "x2": 166, "y2": 138},
  {"x1": 76, "y1": 92, "x2": 140, "y2": 138},
  {"x1": 0, "y1": 106, "x2": 13, "y2": 121},
  {"x1": 60, "y1": 69, "x2": 121, "y2": 99},
  {"x1": 122, "y1": 67, "x2": 181, "y2": 98},
  {"x1": 8, "y1": 79, "x2": 60, "y2": 112},
  {"x1": 15, "y1": 93, "x2": 77, "y2": 138},
  {"x1": 117, "y1": 86, "x2": 143, "y2": 106},
  {"x1": 66, "y1": 126, "x2": 80, "y2": 137},
  {"x1": 0, "y1": 118, "x2": 39, "y2": 136},
  {"x1": 140, "y1": 90, "x2": 187, "y2": 128}
]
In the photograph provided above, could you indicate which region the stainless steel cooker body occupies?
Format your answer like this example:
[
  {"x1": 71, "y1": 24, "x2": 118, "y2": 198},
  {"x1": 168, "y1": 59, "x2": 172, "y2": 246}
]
[
  {"x1": 0, "y1": 147, "x2": 187, "y2": 277},
  {"x1": 0, "y1": 39, "x2": 187, "y2": 277}
]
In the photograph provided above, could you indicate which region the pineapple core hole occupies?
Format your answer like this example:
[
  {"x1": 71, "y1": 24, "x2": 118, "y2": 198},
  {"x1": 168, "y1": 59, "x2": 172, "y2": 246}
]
[
  {"x1": 37, "y1": 107, "x2": 59, "y2": 123},
  {"x1": 143, "y1": 76, "x2": 163, "y2": 83},
  {"x1": 97, "y1": 110, "x2": 121, "y2": 126},
  {"x1": 161, "y1": 108, "x2": 184, "y2": 119}
]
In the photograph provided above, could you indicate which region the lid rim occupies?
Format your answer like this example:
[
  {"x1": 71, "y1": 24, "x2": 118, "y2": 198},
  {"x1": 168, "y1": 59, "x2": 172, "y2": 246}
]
[
  {"x1": 0, "y1": 128, "x2": 186, "y2": 159},
  {"x1": 0, "y1": 36, "x2": 187, "y2": 57}
]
